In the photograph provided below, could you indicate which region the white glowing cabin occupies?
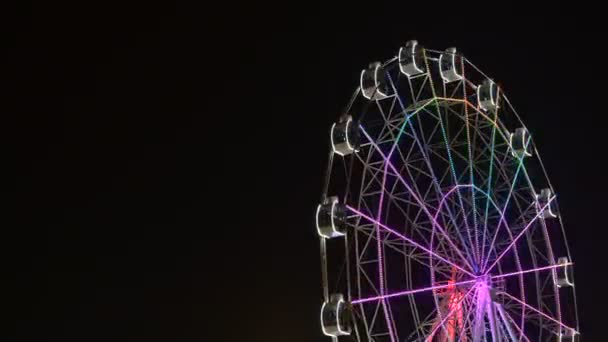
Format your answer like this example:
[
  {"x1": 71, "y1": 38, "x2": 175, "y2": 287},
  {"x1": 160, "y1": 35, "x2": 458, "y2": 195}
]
[
  {"x1": 555, "y1": 256, "x2": 574, "y2": 288},
  {"x1": 399, "y1": 40, "x2": 425, "y2": 77},
  {"x1": 477, "y1": 79, "x2": 498, "y2": 111},
  {"x1": 331, "y1": 115, "x2": 360, "y2": 156},
  {"x1": 316, "y1": 196, "x2": 347, "y2": 239},
  {"x1": 360, "y1": 62, "x2": 389, "y2": 100},
  {"x1": 536, "y1": 188, "x2": 559, "y2": 219},
  {"x1": 510, "y1": 127, "x2": 532, "y2": 158},
  {"x1": 439, "y1": 47, "x2": 463, "y2": 83},
  {"x1": 558, "y1": 328, "x2": 579, "y2": 342},
  {"x1": 321, "y1": 294, "x2": 351, "y2": 337}
]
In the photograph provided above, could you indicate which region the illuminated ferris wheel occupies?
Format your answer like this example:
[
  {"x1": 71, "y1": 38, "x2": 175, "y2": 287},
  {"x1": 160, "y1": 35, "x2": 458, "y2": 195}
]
[{"x1": 316, "y1": 41, "x2": 579, "y2": 342}]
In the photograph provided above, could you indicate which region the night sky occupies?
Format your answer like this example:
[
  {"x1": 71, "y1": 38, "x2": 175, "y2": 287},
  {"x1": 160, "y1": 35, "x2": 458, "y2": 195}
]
[{"x1": 11, "y1": 3, "x2": 607, "y2": 341}]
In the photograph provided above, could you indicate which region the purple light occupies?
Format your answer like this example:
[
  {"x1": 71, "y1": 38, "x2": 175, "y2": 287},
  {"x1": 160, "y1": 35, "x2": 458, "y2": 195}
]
[
  {"x1": 346, "y1": 205, "x2": 476, "y2": 278},
  {"x1": 484, "y1": 198, "x2": 555, "y2": 275},
  {"x1": 431, "y1": 183, "x2": 513, "y2": 273},
  {"x1": 359, "y1": 126, "x2": 474, "y2": 272},
  {"x1": 352, "y1": 279, "x2": 478, "y2": 304},
  {"x1": 490, "y1": 262, "x2": 573, "y2": 280},
  {"x1": 499, "y1": 290, "x2": 576, "y2": 332},
  {"x1": 502, "y1": 308, "x2": 531, "y2": 342},
  {"x1": 375, "y1": 128, "x2": 396, "y2": 342}
]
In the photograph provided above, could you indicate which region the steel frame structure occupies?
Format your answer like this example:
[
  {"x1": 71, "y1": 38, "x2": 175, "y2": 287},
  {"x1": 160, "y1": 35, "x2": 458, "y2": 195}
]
[{"x1": 318, "y1": 46, "x2": 579, "y2": 341}]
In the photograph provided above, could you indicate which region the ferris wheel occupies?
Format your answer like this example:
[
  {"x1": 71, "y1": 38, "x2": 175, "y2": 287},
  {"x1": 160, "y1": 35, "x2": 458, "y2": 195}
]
[{"x1": 316, "y1": 41, "x2": 579, "y2": 342}]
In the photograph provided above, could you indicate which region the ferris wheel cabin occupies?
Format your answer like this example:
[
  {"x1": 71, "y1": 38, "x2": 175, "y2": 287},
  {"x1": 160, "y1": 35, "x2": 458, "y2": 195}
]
[
  {"x1": 558, "y1": 328, "x2": 579, "y2": 342},
  {"x1": 331, "y1": 116, "x2": 360, "y2": 156},
  {"x1": 316, "y1": 196, "x2": 347, "y2": 239},
  {"x1": 399, "y1": 40, "x2": 425, "y2": 77},
  {"x1": 321, "y1": 294, "x2": 351, "y2": 337},
  {"x1": 555, "y1": 256, "x2": 575, "y2": 288},
  {"x1": 360, "y1": 62, "x2": 389, "y2": 100},
  {"x1": 510, "y1": 127, "x2": 532, "y2": 158},
  {"x1": 477, "y1": 79, "x2": 498, "y2": 111},
  {"x1": 439, "y1": 47, "x2": 463, "y2": 83},
  {"x1": 536, "y1": 188, "x2": 559, "y2": 219}
]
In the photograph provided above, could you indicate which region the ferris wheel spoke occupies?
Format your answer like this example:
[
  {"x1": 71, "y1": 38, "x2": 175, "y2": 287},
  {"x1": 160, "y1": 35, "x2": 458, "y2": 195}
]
[
  {"x1": 351, "y1": 278, "x2": 477, "y2": 305},
  {"x1": 500, "y1": 306, "x2": 532, "y2": 342},
  {"x1": 423, "y1": 53, "x2": 478, "y2": 268},
  {"x1": 386, "y1": 75, "x2": 479, "y2": 269},
  {"x1": 484, "y1": 197, "x2": 555, "y2": 275},
  {"x1": 482, "y1": 130, "x2": 530, "y2": 269},
  {"x1": 431, "y1": 99, "x2": 477, "y2": 266},
  {"x1": 499, "y1": 290, "x2": 576, "y2": 334},
  {"x1": 481, "y1": 154, "x2": 528, "y2": 271},
  {"x1": 353, "y1": 225, "x2": 454, "y2": 280},
  {"x1": 490, "y1": 262, "x2": 572, "y2": 281},
  {"x1": 404, "y1": 305, "x2": 439, "y2": 342},
  {"x1": 359, "y1": 126, "x2": 475, "y2": 273},
  {"x1": 460, "y1": 71, "x2": 481, "y2": 267},
  {"x1": 347, "y1": 205, "x2": 475, "y2": 277},
  {"x1": 464, "y1": 293, "x2": 482, "y2": 340},
  {"x1": 423, "y1": 54, "x2": 478, "y2": 268},
  {"x1": 481, "y1": 90, "x2": 501, "y2": 272}
]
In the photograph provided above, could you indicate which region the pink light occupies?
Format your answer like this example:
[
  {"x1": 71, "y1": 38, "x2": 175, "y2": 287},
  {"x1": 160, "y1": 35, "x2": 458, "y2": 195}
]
[
  {"x1": 491, "y1": 262, "x2": 573, "y2": 280},
  {"x1": 352, "y1": 279, "x2": 477, "y2": 304},
  {"x1": 484, "y1": 198, "x2": 555, "y2": 275},
  {"x1": 499, "y1": 290, "x2": 576, "y2": 332},
  {"x1": 426, "y1": 284, "x2": 477, "y2": 341},
  {"x1": 346, "y1": 205, "x2": 476, "y2": 278}
]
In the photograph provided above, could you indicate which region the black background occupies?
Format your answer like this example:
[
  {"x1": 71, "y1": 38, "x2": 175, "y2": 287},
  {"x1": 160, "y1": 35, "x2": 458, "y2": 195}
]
[{"x1": 11, "y1": 2, "x2": 607, "y2": 341}]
